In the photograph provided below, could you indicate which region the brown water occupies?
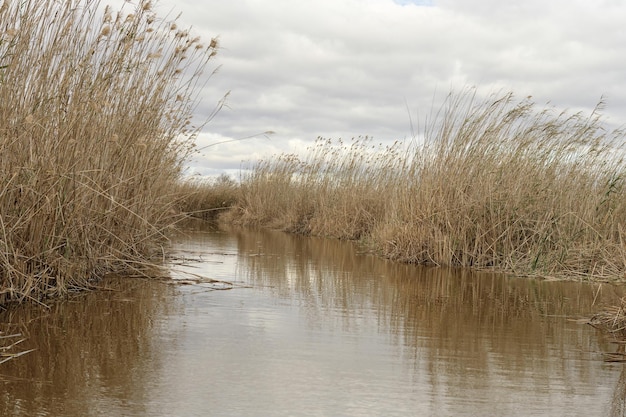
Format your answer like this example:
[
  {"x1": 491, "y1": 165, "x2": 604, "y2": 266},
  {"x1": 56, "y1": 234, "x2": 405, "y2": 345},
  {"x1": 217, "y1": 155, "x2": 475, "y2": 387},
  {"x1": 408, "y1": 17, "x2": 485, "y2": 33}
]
[{"x1": 1, "y1": 222, "x2": 626, "y2": 416}]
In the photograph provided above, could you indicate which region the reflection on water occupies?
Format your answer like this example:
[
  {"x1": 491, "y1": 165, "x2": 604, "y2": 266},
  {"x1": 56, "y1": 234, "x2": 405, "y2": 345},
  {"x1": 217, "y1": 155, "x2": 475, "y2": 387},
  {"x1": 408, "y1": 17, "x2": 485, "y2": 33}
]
[
  {"x1": 0, "y1": 277, "x2": 181, "y2": 416},
  {"x1": 2, "y1": 220, "x2": 626, "y2": 416}
]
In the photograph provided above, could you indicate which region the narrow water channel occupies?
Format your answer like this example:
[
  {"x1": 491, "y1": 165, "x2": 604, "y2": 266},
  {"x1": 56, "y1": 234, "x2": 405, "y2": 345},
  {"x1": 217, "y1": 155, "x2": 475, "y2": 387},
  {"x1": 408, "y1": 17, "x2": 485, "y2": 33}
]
[{"x1": 1, "y1": 221, "x2": 625, "y2": 416}]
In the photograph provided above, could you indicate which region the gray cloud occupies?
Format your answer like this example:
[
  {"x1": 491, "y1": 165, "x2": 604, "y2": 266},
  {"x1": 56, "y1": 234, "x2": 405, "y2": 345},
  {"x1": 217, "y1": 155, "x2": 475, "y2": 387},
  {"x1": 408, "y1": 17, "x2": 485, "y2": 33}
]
[{"x1": 144, "y1": 0, "x2": 626, "y2": 176}]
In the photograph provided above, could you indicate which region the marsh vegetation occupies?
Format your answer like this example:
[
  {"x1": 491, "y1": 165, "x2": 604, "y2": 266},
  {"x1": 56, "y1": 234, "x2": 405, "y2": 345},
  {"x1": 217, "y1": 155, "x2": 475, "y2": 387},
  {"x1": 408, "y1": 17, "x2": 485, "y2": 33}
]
[
  {"x1": 218, "y1": 92, "x2": 626, "y2": 282},
  {"x1": 0, "y1": 0, "x2": 219, "y2": 305},
  {"x1": 1, "y1": 0, "x2": 624, "y2": 320},
  {"x1": 176, "y1": 174, "x2": 239, "y2": 220}
]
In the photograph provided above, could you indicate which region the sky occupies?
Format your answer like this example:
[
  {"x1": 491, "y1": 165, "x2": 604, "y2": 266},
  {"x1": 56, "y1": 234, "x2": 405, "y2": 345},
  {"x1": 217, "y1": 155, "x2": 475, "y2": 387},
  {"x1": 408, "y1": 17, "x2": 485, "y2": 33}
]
[{"x1": 135, "y1": 0, "x2": 626, "y2": 177}]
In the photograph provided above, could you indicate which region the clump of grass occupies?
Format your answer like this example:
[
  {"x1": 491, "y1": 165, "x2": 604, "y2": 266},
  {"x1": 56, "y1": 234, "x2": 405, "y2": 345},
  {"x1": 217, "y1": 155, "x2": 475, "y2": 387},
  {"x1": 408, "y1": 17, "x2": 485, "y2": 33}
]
[
  {"x1": 588, "y1": 298, "x2": 626, "y2": 361},
  {"x1": 0, "y1": 0, "x2": 219, "y2": 305},
  {"x1": 176, "y1": 174, "x2": 239, "y2": 220},
  {"x1": 228, "y1": 90, "x2": 626, "y2": 280},
  {"x1": 589, "y1": 299, "x2": 626, "y2": 335}
]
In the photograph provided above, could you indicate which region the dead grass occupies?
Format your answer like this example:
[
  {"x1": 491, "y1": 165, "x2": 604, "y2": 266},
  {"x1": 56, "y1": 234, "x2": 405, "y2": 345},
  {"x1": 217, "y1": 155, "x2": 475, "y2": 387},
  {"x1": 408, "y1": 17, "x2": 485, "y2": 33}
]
[
  {"x1": 0, "y1": 0, "x2": 219, "y2": 305},
  {"x1": 588, "y1": 297, "x2": 626, "y2": 360},
  {"x1": 226, "y1": 90, "x2": 626, "y2": 281},
  {"x1": 589, "y1": 299, "x2": 626, "y2": 335},
  {"x1": 175, "y1": 174, "x2": 239, "y2": 220}
]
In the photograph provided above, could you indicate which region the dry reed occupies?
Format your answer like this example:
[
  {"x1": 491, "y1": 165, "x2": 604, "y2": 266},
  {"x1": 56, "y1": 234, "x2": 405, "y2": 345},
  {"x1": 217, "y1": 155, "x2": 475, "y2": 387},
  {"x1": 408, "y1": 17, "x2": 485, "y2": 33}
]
[
  {"x1": 588, "y1": 297, "x2": 626, "y2": 361},
  {"x1": 0, "y1": 0, "x2": 219, "y2": 305},
  {"x1": 225, "y1": 90, "x2": 626, "y2": 281},
  {"x1": 175, "y1": 174, "x2": 239, "y2": 220},
  {"x1": 589, "y1": 299, "x2": 626, "y2": 335}
]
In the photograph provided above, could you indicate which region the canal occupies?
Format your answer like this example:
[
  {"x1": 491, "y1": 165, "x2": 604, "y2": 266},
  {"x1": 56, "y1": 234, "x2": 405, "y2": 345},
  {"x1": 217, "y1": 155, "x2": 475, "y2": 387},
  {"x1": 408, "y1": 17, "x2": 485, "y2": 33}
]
[{"x1": 1, "y1": 221, "x2": 625, "y2": 416}]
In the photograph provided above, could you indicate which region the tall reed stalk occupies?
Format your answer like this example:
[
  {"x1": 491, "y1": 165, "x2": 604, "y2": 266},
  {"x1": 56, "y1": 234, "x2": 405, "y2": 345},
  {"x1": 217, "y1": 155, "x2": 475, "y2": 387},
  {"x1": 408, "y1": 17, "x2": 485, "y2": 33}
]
[
  {"x1": 226, "y1": 91, "x2": 626, "y2": 280},
  {"x1": 0, "y1": 0, "x2": 219, "y2": 304}
]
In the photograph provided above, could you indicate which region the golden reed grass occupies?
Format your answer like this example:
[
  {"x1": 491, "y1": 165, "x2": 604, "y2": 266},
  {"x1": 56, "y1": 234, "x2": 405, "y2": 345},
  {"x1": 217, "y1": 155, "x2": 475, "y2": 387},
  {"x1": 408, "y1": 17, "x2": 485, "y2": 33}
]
[
  {"x1": 223, "y1": 91, "x2": 626, "y2": 281},
  {"x1": 0, "y1": 0, "x2": 219, "y2": 305},
  {"x1": 175, "y1": 174, "x2": 239, "y2": 220}
]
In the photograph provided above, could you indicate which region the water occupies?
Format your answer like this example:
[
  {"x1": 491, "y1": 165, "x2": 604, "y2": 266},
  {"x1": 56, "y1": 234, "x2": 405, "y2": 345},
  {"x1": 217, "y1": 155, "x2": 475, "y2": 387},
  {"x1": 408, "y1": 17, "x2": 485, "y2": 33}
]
[{"x1": 1, "y1": 221, "x2": 625, "y2": 416}]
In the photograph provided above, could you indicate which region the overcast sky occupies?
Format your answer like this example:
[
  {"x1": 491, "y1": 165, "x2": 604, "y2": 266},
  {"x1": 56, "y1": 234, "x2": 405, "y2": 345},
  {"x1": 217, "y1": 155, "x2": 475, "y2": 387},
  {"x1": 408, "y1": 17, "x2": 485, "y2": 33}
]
[{"x1": 143, "y1": 0, "x2": 626, "y2": 177}]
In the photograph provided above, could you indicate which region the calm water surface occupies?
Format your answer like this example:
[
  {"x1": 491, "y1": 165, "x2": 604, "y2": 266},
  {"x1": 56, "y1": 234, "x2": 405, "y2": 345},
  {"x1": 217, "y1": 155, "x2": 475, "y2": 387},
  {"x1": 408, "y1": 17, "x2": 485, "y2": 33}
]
[{"x1": 1, "y1": 221, "x2": 626, "y2": 416}]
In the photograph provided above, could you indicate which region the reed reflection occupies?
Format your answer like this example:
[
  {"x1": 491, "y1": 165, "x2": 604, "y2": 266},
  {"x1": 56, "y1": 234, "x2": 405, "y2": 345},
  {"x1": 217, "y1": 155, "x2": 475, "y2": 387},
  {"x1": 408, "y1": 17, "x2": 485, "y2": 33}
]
[
  {"x1": 0, "y1": 277, "x2": 179, "y2": 417},
  {"x1": 217, "y1": 224, "x2": 625, "y2": 401}
]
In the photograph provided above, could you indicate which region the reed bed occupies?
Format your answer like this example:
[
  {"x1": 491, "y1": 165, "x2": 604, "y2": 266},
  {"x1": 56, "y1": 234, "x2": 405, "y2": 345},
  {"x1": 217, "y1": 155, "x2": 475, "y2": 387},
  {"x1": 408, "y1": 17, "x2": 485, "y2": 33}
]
[
  {"x1": 225, "y1": 91, "x2": 626, "y2": 281},
  {"x1": 175, "y1": 174, "x2": 239, "y2": 220},
  {"x1": 0, "y1": 0, "x2": 218, "y2": 305}
]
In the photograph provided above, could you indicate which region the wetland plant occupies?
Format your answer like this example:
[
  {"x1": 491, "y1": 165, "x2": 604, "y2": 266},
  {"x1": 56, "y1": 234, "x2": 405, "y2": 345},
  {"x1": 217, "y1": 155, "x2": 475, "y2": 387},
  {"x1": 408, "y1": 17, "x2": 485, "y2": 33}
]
[
  {"x1": 227, "y1": 91, "x2": 626, "y2": 281},
  {"x1": 0, "y1": 0, "x2": 219, "y2": 305},
  {"x1": 176, "y1": 174, "x2": 239, "y2": 220}
]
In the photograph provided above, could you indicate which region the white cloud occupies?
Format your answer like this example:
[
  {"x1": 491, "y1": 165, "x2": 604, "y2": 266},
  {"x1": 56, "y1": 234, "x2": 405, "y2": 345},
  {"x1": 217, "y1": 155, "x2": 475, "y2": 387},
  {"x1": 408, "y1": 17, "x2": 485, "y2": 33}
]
[{"x1": 141, "y1": 0, "x2": 626, "y2": 175}]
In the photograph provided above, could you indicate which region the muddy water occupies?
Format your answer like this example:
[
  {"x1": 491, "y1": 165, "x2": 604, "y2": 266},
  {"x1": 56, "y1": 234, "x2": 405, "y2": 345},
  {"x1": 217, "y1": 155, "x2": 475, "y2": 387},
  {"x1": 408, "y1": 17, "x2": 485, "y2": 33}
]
[{"x1": 1, "y1": 222, "x2": 626, "y2": 416}]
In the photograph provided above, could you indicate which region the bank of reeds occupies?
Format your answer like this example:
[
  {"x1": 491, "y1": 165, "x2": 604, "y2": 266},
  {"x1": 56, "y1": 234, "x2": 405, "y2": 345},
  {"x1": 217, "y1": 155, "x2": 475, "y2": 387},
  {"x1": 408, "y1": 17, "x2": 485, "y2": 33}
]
[
  {"x1": 0, "y1": 0, "x2": 218, "y2": 305},
  {"x1": 224, "y1": 91, "x2": 626, "y2": 281},
  {"x1": 176, "y1": 174, "x2": 239, "y2": 220}
]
